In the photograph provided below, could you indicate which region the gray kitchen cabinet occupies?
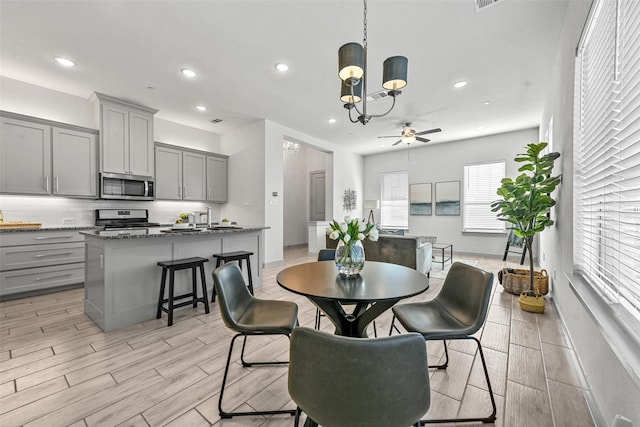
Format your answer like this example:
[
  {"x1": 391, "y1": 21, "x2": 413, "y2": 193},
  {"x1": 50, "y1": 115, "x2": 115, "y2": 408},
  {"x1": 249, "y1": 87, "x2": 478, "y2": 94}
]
[
  {"x1": 155, "y1": 143, "x2": 226, "y2": 202},
  {"x1": 207, "y1": 155, "x2": 228, "y2": 203},
  {"x1": 0, "y1": 112, "x2": 98, "y2": 198},
  {"x1": 52, "y1": 127, "x2": 97, "y2": 197},
  {"x1": 0, "y1": 230, "x2": 85, "y2": 299},
  {"x1": 155, "y1": 145, "x2": 182, "y2": 200},
  {"x1": 182, "y1": 152, "x2": 206, "y2": 201},
  {"x1": 0, "y1": 117, "x2": 52, "y2": 195},
  {"x1": 92, "y1": 92, "x2": 157, "y2": 176}
]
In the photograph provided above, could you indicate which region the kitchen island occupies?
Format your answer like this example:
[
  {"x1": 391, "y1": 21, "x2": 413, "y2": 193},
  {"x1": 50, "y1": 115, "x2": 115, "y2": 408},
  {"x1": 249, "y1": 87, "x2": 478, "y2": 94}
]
[{"x1": 81, "y1": 226, "x2": 267, "y2": 331}]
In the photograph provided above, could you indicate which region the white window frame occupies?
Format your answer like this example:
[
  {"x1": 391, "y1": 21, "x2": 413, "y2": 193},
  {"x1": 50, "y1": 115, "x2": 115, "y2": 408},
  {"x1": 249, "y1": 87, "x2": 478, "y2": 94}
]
[
  {"x1": 573, "y1": 0, "x2": 640, "y2": 328},
  {"x1": 462, "y1": 160, "x2": 506, "y2": 233},
  {"x1": 380, "y1": 171, "x2": 408, "y2": 229}
]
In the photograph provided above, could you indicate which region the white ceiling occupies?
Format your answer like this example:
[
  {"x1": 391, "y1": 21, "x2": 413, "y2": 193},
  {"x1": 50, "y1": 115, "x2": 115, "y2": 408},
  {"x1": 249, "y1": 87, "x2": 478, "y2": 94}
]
[{"x1": 0, "y1": 0, "x2": 575, "y2": 155}]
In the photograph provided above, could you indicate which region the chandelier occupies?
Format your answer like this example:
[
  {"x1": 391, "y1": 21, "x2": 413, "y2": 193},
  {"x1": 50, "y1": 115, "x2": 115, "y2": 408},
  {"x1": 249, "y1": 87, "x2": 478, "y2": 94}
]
[
  {"x1": 338, "y1": 0, "x2": 408, "y2": 125},
  {"x1": 282, "y1": 140, "x2": 300, "y2": 153}
]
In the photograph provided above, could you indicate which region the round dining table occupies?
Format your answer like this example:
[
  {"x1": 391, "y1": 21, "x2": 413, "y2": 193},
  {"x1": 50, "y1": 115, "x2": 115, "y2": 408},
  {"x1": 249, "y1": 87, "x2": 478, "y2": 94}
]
[{"x1": 277, "y1": 260, "x2": 430, "y2": 338}]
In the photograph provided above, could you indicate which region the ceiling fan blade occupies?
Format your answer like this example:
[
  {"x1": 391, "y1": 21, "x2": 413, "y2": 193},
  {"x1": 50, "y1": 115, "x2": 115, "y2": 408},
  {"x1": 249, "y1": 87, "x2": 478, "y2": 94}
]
[
  {"x1": 377, "y1": 135, "x2": 400, "y2": 138},
  {"x1": 392, "y1": 139, "x2": 403, "y2": 146},
  {"x1": 416, "y1": 137, "x2": 431, "y2": 143},
  {"x1": 415, "y1": 128, "x2": 442, "y2": 136}
]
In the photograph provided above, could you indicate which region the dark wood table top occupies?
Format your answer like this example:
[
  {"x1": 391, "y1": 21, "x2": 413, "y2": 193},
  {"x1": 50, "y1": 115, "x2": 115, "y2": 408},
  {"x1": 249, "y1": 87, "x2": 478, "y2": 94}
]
[{"x1": 276, "y1": 261, "x2": 429, "y2": 303}]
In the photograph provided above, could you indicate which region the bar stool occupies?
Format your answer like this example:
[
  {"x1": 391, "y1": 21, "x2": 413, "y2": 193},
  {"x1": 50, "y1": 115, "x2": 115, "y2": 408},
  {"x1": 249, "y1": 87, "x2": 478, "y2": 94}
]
[
  {"x1": 210, "y1": 250, "x2": 254, "y2": 302},
  {"x1": 157, "y1": 257, "x2": 210, "y2": 326}
]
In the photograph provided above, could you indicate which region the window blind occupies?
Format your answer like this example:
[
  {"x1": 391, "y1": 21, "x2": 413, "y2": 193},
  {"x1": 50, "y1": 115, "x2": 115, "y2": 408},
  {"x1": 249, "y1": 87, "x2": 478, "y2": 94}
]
[
  {"x1": 463, "y1": 161, "x2": 506, "y2": 232},
  {"x1": 574, "y1": 0, "x2": 640, "y2": 325},
  {"x1": 380, "y1": 171, "x2": 408, "y2": 229}
]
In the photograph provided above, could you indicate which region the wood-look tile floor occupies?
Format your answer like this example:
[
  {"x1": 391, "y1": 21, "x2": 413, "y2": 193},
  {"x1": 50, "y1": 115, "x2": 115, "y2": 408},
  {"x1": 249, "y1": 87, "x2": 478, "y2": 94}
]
[{"x1": 0, "y1": 247, "x2": 595, "y2": 426}]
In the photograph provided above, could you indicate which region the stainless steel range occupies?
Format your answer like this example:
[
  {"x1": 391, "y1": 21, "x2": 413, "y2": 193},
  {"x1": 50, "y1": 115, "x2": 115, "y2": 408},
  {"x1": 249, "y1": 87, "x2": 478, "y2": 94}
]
[{"x1": 95, "y1": 209, "x2": 160, "y2": 229}]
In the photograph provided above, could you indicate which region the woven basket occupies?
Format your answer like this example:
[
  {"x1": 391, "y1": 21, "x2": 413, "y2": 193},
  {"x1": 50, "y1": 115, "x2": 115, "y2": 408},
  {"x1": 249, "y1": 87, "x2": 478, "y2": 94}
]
[
  {"x1": 518, "y1": 293, "x2": 545, "y2": 313},
  {"x1": 499, "y1": 268, "x2": 549, "y2": 295}
]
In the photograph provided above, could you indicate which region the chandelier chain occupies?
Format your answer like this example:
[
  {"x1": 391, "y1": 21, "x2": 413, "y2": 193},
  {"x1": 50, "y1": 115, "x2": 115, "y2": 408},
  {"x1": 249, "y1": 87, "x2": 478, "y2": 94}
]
[{"x1": 363, "y1": 0, "x2": 367, "y2": 49}]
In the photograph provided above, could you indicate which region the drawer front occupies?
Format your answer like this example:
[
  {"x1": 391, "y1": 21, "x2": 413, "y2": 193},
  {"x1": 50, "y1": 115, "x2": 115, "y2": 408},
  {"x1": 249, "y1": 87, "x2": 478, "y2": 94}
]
[
  {"x1": 0, "y1": 263, "x2": 84, "y2": 295},
  {"x1": 0, "y1": 242, "x2": 84, "y2": 271},
  {"x1": 0, "y1": 230, "x2": 83, "y2": 247}
]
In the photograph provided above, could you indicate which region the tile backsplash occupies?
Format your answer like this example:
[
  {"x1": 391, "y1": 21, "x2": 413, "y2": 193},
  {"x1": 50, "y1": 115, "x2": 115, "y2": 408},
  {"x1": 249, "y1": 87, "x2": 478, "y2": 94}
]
[{"x1": 0, "y1": 195, "x2": 221, "y2": 226}]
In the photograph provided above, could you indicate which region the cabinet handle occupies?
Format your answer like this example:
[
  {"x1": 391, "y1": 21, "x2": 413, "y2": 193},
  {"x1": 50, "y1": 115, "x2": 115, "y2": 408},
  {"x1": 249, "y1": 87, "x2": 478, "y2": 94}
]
[
  {"x1": 183, "y1": 186, "x2": 186, "y2": 198},
  {"x1": 208, "y1": 187, "x2": 211, "y2": 198},
  {"x1": 178, "y1": 186, "x2": 181, "y2": 197},
  {"x1": 35, "y1": 252, "x2": 74, "y2": 258},
  {"x1": 44, "y1": 176, "x2": 49, "y2": 192},
  {"x1": 35, "y1": 236, "x2": 74, "y2": 240},
  {"x1": 55, "y1": 176, "x2": 59, "y2": 193},
  {"x1": 36, "y1": 273, "x2": 73, "y2": 281}
]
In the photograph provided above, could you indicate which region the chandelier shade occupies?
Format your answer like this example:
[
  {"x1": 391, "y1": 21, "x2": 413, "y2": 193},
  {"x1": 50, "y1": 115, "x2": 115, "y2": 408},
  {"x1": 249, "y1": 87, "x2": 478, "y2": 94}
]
[
  {"x1": 341, "y1": 81, "x2": 362, "y2": 104},
  {"x1": 337, "y1": 0, "x2": 408, "y2": 125},
  {"x1": 338, "y1": 42, "x2": 365, "y2": 84},
  {"x1": 382, "y1": 56, "x2": 408, "y2": 90}
]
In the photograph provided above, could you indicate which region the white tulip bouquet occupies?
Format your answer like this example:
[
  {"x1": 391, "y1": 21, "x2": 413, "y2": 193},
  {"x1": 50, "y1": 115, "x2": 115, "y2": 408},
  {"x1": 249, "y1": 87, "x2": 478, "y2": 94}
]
[{"x1": 327, "y1": 216, "x2": 379, "y2": 275}]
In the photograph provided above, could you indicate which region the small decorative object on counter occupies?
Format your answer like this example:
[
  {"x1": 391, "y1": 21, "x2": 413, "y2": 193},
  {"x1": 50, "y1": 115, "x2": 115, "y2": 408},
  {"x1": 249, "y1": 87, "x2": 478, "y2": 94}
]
[
  {"x1": 176, "y1": 213, "x2": 190, "y2": 224},
  {"x1": 0, "y1": 209, "x2": 3, "y2": 222},
  {"x1": 327, "y1": 216, "x2": 378, "y2": 277}
]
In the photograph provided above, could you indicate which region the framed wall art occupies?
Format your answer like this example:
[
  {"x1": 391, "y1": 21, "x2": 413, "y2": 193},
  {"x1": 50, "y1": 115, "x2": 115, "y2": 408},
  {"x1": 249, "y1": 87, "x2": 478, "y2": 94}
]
[
  {"x1": 409, "y1": 183, "x2": 432, "y2": 215},
  {"x1": 435, "y1": 181, "x2": 460, "y2": 216}
]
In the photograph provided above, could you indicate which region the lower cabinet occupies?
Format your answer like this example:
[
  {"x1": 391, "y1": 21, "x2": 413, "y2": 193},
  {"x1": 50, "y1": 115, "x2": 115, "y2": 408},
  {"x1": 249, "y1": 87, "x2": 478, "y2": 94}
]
[{"x1": 0, "y1": 230, "x2": 85, "y2": 298}]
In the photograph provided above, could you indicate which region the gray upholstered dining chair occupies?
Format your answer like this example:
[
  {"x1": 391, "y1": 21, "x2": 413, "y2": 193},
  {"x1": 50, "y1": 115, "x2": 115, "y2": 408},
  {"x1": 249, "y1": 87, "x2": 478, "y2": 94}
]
[
  {"x1": 314, "y1": 249, "x2": 377, "y2": 336},
  {"x1": 389, "y1": 261, "x2": 497, "y2": 424},
  {"x1": 288, "y1": 327, "x2": 431, "y2": 427},
  {"x1": 212, "y1": 263, "x2": 298, "y2": 419}
]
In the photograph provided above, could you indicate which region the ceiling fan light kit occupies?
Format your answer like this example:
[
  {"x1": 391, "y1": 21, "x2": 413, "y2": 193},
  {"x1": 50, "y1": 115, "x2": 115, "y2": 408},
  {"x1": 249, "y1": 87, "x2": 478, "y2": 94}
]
[
  {"x1": 338, "y1": 0, "x2": 407, "y2": 125},
  {"x1": 377, "y1": 123, "x2": 443, "y2": 146}
]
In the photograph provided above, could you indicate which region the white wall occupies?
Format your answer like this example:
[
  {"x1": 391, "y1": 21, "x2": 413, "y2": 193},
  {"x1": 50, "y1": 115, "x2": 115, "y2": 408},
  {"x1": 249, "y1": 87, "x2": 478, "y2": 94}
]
[
  {"x1": 219, "y1": 120, "x2": 266, "y2": 227},
  {"x1": 539, "y1": 1, "x2": 640, "y2": 425},
  {"x1": 155, "y1": 118, "x2": 220, "y2": 152},
  {"x1": 364, "y1": 128, "x2": 538, "y2": 256},
  {"x1": 283, "y1": 145, "x2": 308, "y2": 247}
]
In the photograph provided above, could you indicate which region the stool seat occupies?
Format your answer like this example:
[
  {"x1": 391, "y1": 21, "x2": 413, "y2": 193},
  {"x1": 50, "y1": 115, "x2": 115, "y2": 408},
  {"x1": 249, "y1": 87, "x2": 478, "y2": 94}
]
[
  {"x1": 211, "y1": 251, "x2": 255, "y2": 302},
  {"x1": 157, "y1": 256, "x2": 210, "y2": 326},
  {"x1": 158, "y1": 256, "x2": 209, "y2": 269}
]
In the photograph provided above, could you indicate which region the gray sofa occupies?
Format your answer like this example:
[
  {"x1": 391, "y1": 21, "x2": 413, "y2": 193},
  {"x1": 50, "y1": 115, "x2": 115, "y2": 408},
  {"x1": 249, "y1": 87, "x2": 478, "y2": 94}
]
[{"x1": 326, "y1": 234, "x2": 434, "y2": 277}]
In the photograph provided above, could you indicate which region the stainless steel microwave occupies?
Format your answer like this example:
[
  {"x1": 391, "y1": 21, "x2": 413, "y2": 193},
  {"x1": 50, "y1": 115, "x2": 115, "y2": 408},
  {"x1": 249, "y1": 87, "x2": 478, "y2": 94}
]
[{"x1": 100, "y1": 173, "x2": 155, "y2": 201}]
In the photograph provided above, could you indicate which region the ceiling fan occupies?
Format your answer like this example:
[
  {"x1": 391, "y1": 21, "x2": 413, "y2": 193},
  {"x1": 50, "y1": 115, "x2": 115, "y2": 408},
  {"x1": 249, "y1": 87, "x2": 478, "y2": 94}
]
[{"x1": 377, "y1": 123, "x2": 442, "y2": 146}]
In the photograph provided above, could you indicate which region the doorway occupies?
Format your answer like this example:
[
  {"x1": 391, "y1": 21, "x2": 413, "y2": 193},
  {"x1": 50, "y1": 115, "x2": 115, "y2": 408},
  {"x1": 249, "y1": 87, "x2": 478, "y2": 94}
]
[{"x1": 309, "y1": 170, "x2": 326, "y2": 221}]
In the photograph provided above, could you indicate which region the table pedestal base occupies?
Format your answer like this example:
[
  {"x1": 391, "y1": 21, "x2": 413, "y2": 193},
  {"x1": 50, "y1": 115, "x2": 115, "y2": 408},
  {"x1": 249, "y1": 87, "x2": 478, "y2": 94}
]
[{"x1": 309, "y1": 297, "x2": 399, "y2": 338}]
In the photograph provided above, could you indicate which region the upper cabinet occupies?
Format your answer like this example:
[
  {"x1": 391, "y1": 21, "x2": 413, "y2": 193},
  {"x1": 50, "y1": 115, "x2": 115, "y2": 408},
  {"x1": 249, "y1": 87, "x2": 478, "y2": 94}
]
[
  {"x1": 91, "y1": 92, "x2": 157, "y2": 177},
  {"x1": 207, "y1": 155, "x2": 228, "y2": 203},
  {"x1": 0, "y1": 112, "x2": 98, "y2": 198},
  {"x1": 155, "y1": 143, "x2": 227, "y2": 203}
]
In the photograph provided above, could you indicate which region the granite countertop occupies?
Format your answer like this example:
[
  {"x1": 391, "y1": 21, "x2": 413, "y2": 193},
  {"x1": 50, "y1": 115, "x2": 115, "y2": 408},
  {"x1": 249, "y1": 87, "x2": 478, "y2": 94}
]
[
  {"x1": 80, "y1": 225, "x2": 269, "y2": 240},
  {"x1": 0, "y1": 225, "x2": 100, "y2": 233}
]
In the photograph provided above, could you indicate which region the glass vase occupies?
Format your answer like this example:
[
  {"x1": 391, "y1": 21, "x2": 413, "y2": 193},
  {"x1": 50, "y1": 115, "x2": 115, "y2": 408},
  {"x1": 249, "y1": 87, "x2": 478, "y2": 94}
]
[{"x1": 335, "y1": 239, "x2": 365, "y2": 276}]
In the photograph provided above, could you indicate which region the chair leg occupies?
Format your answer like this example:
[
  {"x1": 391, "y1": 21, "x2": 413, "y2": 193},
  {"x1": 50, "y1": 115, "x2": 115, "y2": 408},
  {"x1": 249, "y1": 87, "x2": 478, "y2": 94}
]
[
  {"x1": 429, "y1": 340, "x2": 449, "y2": 369},
  {"x1": 219, "y1": 333, "x2": 296, "y2": 418},
  {"x1": 314, "y1": 309, "x2": 321, "y2": 330},
  {"x1": 388, "y1": 315, "x2": 402, "y2": 336},
  {"x1": 421, "y1": 337, "x2": 497, "y2": 424},
  {"x1": 191, "y1": 267, "x2": 198, "y2": 308},
  {"x1": 372, "y1": 320, "x2": 378, "y2": 337},
  {"x1": 294, "y1": 407, "x2": 301, "y2": 427}
]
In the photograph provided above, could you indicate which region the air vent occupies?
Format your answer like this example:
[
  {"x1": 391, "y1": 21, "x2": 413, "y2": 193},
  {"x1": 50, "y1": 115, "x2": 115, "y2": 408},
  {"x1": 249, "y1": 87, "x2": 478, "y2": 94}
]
[
  {"x1": 474, "y1": 0, "x2": 501, "y2": 12},
  {"x1": 366, "y1": 90, "x2": 390, "y2": 102},
  {"x1": 210, "y1": 118, "x2": 223, "y2": 124}
]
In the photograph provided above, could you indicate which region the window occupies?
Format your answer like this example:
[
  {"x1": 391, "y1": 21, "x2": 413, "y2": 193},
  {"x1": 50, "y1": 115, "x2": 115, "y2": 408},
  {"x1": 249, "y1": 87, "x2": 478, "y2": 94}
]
[
  {"x1": 380, "y1": 171, "x2": 408, "y2": 229},
  {"x1": 463, "y1": 161, "x2": 506, "y2": 232},
  {"x1": 574, "y1": 0, "x2": 640, "y2": 324}
]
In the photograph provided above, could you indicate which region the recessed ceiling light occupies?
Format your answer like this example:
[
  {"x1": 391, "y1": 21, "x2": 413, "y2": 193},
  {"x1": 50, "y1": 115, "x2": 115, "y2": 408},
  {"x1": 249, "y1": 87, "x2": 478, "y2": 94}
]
[
  {"x1": 380, "y1": 144, "x2": 385, "y2": 147},
  {"x1": 196, "y1": 105, "x2": 207, "y2": 111},
  {"x1": 54, "y1": 56, "x2": 75, "y2": 67},
  {"x1": 181, "y1": 68, "x2": 196, "y2": 78},
  {"x1": 483, "y1": 101, "x2": 491, "y2": 105},
  {"x1": 477, "y1": 126, "x2": 485, "y2": 130},
  {"x1": 275, "y1": 63, "x2": 289, "y2": 72},
  {"x1": 327, "y1": 118, "x2": 337, "y2": 124},
  {"x1": 453, "y1": 80, "x2": 468, "y2": 88}
]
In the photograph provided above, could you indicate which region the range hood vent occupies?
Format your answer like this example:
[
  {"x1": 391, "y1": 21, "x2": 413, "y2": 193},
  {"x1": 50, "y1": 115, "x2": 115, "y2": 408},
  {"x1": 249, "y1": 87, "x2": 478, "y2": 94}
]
[{"x1": 366, "y1": 90, "x2": 390, "y2": 102}]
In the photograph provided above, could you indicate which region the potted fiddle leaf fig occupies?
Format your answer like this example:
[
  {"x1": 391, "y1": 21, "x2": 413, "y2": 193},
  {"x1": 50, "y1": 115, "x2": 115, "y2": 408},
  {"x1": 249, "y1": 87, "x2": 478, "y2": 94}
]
[{"x1": 490, "y1": 142, "x2": 561, "y2": 313}]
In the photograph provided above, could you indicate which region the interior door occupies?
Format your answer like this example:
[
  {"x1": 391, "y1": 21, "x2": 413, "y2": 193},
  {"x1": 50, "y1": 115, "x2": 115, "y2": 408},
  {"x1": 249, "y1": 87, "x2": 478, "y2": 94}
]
[{"x1": 309, "y1": 170, "x2": 326, "y2": 221}]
